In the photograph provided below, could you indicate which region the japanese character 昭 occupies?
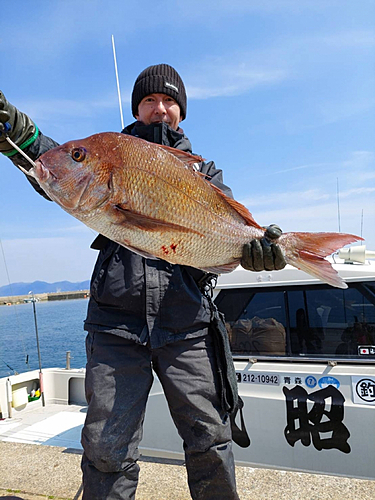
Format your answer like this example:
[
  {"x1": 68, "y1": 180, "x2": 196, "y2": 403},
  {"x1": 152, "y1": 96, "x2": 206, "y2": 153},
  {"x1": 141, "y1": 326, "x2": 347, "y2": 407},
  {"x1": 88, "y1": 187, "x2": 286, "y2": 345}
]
[{"x1": 283, "y1": 385, "x2": 350, "y2": 453}]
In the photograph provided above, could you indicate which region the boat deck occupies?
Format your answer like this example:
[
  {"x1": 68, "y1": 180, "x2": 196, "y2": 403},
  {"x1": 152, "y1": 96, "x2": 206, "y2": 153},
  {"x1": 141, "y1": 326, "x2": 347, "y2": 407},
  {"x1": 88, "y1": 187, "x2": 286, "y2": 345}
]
[
  {"x1": 0, "y1": 403, "x2": 375, "y2": 499},
  {"x1": 0, "y1": 402, "x2": 85, "y2": 450}
]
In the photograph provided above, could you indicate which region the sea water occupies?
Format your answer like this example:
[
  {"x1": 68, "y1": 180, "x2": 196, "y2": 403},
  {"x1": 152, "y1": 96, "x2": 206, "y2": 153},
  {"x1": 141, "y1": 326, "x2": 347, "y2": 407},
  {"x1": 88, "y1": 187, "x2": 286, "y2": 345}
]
[{"x1": 0, "y1": 298, "x2": 88, "y2": 378}]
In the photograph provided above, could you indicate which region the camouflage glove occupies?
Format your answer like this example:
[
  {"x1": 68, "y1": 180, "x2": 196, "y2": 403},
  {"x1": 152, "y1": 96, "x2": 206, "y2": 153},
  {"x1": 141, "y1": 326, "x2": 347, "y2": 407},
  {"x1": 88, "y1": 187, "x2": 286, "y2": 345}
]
[
  {"x1": 241, "y1": 224, "x2": 286, "y2": 272},
  {"x1": 0, "y1": 91, "x2": 37, "y2": 156}
]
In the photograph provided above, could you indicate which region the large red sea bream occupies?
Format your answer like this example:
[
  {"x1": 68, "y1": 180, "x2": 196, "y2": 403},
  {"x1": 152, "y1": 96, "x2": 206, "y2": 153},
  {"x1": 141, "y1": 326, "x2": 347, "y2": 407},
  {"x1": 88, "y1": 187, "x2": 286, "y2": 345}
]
[{"x1": 24, "y1": 132, "x2": 362, "y2": 289}]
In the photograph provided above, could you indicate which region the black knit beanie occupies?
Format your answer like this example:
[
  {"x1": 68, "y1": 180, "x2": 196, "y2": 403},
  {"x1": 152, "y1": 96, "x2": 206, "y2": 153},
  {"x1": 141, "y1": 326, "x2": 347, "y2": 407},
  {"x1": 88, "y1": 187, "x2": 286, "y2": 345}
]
[{"x1": 132, "y1": 64, "x2": 187, "y2": 120}]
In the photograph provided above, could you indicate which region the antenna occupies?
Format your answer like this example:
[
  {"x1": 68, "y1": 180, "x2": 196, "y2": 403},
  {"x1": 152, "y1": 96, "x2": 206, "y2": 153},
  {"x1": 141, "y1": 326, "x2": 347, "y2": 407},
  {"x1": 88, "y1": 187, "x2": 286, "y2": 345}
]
[
  {"x1": 336, "y1": 178, "x2": 341, "y2": 232},
  {"x1": 111, "y1": 35, "x2": 124, "y2": 130},
  {"x1": 361, "y1": 209, "x2": 364, "y2": 239}
]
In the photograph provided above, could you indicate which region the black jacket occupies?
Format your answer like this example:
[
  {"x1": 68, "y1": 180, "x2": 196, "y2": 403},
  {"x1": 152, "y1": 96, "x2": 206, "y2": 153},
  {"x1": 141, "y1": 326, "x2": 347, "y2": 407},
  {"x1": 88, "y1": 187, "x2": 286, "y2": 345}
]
[{"x1": 10, "y1": 121, "x2": 233, "y2": 348}]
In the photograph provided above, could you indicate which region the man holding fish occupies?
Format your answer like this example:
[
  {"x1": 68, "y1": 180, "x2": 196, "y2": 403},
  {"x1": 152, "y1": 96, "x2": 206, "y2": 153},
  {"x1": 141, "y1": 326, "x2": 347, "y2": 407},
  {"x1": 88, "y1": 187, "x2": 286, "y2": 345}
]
[{"x1": 0, "y1": 64, "x2": 310, "y2": 500}]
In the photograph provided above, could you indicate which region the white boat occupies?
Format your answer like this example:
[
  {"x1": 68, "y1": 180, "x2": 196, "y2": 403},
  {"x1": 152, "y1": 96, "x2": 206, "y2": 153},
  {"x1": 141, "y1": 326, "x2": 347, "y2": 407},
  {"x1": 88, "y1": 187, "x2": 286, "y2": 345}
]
[{"x1": 1, "y1": 245, "x2": 374, "y2": 480}]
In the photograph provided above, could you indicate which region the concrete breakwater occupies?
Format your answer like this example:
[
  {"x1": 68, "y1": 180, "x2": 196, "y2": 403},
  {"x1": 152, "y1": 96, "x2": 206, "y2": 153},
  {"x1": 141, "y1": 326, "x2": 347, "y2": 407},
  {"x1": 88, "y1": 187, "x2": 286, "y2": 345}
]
[{"x1": 0, "y1": 290, "x2": 90, "y2": 305}]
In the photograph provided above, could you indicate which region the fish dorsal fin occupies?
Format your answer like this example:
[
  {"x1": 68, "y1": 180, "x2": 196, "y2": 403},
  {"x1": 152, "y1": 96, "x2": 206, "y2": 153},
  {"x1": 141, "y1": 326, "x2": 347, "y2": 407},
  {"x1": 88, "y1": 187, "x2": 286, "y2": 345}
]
[
  {"x1": 210, "y1": 183, "x2": 262, "y2": 228},
  {"x1": 157, "y1": 143, "x2": 259, "y2": 228},
  {"x1": 158, "y1": 145, "x2": 206, "y2": 167}
]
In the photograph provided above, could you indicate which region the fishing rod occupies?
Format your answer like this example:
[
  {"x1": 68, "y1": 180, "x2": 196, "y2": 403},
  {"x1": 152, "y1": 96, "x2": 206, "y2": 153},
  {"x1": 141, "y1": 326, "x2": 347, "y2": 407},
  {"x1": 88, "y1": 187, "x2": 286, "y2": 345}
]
[
  {"x1": 0, "y1": 35, "x2": 124, "y2": 165},
  {"x1": 111, "y1": 35, "x2": 124, "y2": 130},
  {"x1": 0, "y1": 122, "x2": 37, "y2": 175},
  {"x1": 0, "y1": 127, "x2": 45, "y2": 392},
  {"x1": 28, "y1": 291, "x2": 45, "y2": 406},
  {"x1": 0, "y1": 358, "x2": 18, "y2": 375},
  {"x1": 0, "y1": 122, "x2": 37, "y2": 169},
  {"x1": 0, "y1": 47, "x2": 123, "y2": 388}
]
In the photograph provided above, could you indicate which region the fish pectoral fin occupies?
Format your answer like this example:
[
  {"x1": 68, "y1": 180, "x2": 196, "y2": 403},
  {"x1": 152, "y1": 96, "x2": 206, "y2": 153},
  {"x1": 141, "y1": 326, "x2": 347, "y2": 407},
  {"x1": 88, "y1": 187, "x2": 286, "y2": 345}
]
[
  {"x1": 114, "y1": 204, "x2": 203, "y2": 235},
  {"x1": 158, "y1": 145, "x2": 206, "y2": 167}
]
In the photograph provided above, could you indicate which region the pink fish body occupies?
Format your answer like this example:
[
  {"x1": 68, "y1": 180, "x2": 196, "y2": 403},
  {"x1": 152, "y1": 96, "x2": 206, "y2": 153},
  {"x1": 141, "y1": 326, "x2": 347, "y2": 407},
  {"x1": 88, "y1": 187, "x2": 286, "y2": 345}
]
[{"x1": 28, "y1": 132, "x2": 362, "y2": 289}]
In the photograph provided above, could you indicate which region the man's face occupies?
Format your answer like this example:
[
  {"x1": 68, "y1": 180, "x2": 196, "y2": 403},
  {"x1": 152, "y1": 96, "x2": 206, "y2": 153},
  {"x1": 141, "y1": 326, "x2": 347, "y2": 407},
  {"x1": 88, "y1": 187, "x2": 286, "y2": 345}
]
[{"x1": 136, "y1": 93, "x2": 182, "y2": 131}]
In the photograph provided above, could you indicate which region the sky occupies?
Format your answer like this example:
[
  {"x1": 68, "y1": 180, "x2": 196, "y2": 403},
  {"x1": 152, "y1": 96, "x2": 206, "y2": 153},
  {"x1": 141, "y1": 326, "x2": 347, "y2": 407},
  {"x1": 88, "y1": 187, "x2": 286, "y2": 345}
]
[{"x1": 0, "y1": 0, "x2": 374, "y2": 288}]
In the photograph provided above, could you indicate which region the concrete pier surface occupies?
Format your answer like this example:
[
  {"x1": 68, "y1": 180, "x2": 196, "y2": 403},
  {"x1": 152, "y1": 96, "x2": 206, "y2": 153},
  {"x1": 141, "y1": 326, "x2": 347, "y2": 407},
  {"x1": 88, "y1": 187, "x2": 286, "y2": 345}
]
[{"x1": 0, "y1": 442, "x2": 374, "y2": 500}]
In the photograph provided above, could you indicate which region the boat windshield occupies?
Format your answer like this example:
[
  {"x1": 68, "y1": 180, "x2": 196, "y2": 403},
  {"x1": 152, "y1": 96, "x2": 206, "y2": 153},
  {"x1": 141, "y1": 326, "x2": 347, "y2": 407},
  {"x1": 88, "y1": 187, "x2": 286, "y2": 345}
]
[{"x1": 215, "y1": 281, "x2": 375, "y2": 361}]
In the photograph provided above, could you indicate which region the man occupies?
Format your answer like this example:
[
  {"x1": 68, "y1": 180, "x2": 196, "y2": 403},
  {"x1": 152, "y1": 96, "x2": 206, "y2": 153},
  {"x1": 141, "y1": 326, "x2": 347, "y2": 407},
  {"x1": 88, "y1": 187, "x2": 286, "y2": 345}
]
[{"x1": 0, "y1": 64, "x2": 285, "y2": 499}]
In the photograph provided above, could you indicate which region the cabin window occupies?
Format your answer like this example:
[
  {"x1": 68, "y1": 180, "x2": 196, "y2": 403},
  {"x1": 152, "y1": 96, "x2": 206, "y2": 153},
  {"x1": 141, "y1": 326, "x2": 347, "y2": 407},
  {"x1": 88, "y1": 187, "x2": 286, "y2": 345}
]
[
  {"x1": 215, "y1": 281, "x2": 375, "y2": 360},
  {"x1": 216, "y1": 289, "x2": 287, "y2": 356}
]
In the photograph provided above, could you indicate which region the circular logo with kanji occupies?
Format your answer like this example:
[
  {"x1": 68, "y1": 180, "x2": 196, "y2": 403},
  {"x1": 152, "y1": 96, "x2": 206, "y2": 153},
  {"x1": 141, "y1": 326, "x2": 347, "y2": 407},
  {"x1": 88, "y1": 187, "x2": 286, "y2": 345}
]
[
  {"x1": 355, "y1": 379, "x2": 375, "y2": 402},
  {"x1": 305, "y1": 376, "x2": 317, "y2": 388}
]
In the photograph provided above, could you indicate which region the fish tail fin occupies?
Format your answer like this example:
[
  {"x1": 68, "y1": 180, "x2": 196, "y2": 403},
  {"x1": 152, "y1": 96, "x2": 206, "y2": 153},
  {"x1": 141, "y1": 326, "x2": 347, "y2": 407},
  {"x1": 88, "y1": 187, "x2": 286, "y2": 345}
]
[{"x1": 278, "y1": 232, "x2": 363, "y2": 289}]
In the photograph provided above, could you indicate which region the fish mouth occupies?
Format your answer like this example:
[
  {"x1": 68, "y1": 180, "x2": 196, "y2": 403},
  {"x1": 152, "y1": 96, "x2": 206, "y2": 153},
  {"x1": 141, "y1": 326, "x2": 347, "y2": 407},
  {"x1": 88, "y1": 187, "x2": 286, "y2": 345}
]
[
  {"x1": 34, "y1": 158, "x2": 94, "y2": 210},
  {"x1": 34, "y1": 159, "x2": 58, "y2": 183}
]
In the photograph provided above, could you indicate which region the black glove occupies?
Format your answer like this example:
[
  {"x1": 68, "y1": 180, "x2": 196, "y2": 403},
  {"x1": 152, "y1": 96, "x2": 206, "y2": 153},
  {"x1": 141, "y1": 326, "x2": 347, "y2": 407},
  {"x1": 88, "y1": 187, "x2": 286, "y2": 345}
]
[
  {"x1": 241, "y1": 224, "x2": 286, "y2": 272},
  {"x1": 0, "y1": 91, "x2": 37, "y2": 155}
]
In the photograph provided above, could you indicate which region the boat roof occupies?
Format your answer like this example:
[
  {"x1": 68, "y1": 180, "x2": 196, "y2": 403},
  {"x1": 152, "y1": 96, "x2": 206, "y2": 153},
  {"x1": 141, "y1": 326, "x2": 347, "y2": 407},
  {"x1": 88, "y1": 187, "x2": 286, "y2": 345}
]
[{"x1": 216, "y1": 258, "x2": 375, "y2": 290}]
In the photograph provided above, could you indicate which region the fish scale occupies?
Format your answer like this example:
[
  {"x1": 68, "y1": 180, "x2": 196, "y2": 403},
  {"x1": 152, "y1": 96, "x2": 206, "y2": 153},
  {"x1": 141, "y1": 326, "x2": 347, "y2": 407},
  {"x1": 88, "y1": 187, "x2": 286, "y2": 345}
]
[
  {"x1": 26, "y1": 132, "x2": 362, "y2": 287},
  {"x1": 117, "y1": 168, "x2": 254, "y2": 263},
  {"x1": 109, "y1": 143, "x2": 254, "y2": 262}
]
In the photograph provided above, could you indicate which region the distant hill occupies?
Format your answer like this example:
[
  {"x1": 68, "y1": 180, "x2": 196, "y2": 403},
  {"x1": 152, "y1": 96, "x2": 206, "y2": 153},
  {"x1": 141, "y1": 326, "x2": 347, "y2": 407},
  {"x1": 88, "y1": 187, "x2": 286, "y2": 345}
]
[{"x1": 0, "y1": 280, "x2": 90, "y2": 297}]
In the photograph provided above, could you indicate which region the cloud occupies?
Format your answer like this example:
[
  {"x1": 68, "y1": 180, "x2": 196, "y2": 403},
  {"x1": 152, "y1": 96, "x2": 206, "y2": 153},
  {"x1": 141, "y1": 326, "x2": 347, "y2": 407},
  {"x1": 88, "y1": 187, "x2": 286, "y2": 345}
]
[
  {"x1": 340, "y1": 187, "x2": 375, "y2": 198},
  {"x1": 185, "y1": 47, "x2": 291, "y2": 100},
  {"x1": 183, "y1": 26, "x2": 375, "y2": 105},
  {"x1": 237, "y1": 149, "x2": 375, "y2": 245},
  {"x1": 252, "y1": 151, "x2": 375, "y2": 186},
  {"x1": 24, "y1": 224, "x2": 97, "y2": 237},
  {"x1": 187, "y1": 69, "x2": 288, "y2": 99},
  {"x1": 240, "y1": 188, "x2": 330, "y2": 208},
  {"x1": 341, "y1": 151, "x2": 375, "y2": 175},
  {"x1": 318, "y1": 31, "x2": 375, "y2": 48},
  {"x1": 249, "y1": 196, "x2": 375, "y2": 242},
  {"x1": 261, "y1": 162, "x2": 334, "y2": 177},
  {"x1": 17, "y1": 93, "x2": 130, "y2": 122}
]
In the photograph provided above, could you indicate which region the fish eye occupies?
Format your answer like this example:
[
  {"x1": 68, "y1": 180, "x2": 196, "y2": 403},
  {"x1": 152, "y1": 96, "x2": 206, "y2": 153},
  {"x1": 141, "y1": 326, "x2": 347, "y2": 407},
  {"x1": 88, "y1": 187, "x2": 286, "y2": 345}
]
[{"x1": 71, "y1": 147, "x2": 86, "y2": 162}]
